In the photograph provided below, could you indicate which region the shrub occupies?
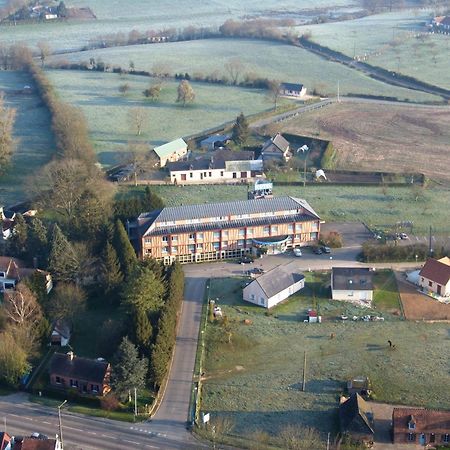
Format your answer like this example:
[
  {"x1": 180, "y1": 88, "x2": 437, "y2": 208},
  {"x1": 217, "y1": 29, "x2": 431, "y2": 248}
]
[
  {"x1": 320, "y1": 231, "x2": 343, "y2": 248},
  {"x1": 320, "y1": 142, "x2": 337, "y2": 169},
  {"x1": 100, "y1": 393, "x2": 120, "y2": 411}
]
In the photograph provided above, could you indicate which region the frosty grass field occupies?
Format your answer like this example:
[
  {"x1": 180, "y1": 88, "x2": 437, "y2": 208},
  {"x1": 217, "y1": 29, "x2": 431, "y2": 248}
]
[
  {"x1": 200, "y1": 275, "x2": 450, "y2": 437},
  {"x1": 0, "y1": 72, "x2": 55, "y2": 206},
  {"x1": 46, "y1": 69, "x2": 291, "y2": 166},
  {"x1": 49, "y1": 38, "x2": 440, "y2": 103},
  {"x1": 300, "y1": 10, "x2": 450, "y2": 90}
]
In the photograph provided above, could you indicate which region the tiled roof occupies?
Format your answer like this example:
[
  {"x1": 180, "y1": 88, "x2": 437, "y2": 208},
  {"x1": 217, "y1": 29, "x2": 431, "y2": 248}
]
[
  {"x1": 15, "y1": 438, "x2": 57, "y2": 450},
  {"x1": 247, "y1": 265, "x2": 304, "y2": 299},
  {"x1": 49, "y1": 353, "x2": 109, "y2": 384},
  {"x1": 419, "y1": 258, "x2": 450, "y2": 285},
  {"x1": 332, "y1": 267, "x2": 373, "y2": 291},
  {"x1": 262, "y1": 133, "x2": 290, "y2": 154},
  {"x1": 339, "y1": 393, "x2": 374, "y2": 435},
  {"x1": 393, "y1": 407, "x2": 450, "y2": 434},
  {"x1": 153, "y1": 138, "x2": 187, "y2": 159},
  {"x1": 280, "y1": 82, "x2": 304, "y2": 92},
  {"x1": 139, "y1": 196, "x2": 320, "y2": 236}
]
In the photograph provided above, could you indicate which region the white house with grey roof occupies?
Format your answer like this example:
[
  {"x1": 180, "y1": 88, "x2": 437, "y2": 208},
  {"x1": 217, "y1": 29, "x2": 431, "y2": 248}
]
[
  {"x1": 243, "y1": 264, "x2": 305, "y2": 308},
  {"x1": 153, "y1": 138, "x2": 188, "y2": 167},
  {"x1": 331, "y1": 267, "x2": 374, "y2": 303}
]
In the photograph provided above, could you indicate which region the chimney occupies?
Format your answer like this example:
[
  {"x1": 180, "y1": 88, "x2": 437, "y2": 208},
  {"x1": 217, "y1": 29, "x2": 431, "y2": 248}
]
[{"x1": 67, "y1": 351, "x2": 74, "y2": 361}]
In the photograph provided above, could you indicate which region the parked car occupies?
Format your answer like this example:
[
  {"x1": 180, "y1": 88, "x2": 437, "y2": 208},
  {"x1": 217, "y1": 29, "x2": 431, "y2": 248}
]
[
  {"x1": 399, "y1": 233, "x2": 409, "y2": 240},
  {"x1": 293, "y1": 247, "x2": 302, "y2": 257},
  {"x1": 312, "y1": 246, "x2": 323, "y2": 255},
  {"x1": 238, "y1": 256, "x2": 254, "y2": 264},
  {"x1": 321, "y1": 246, "x2": 331, "y2": 254},
  {"x1": 251, "y1": 267, "x2": 265, "y2": 274}
]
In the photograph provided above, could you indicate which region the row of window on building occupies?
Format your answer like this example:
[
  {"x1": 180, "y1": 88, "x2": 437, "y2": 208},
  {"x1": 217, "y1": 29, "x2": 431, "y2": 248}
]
[
  {"x1": 55, "y1": 376, "x2": 100, "y2": 393},
  {"x1": 407, "y1": 432, "x2": 449, "y2": 443}
]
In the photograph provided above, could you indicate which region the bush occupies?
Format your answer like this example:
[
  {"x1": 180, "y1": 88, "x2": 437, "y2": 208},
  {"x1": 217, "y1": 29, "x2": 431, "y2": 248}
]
[
  {"x1": 320, "y1": 231, "x2": 343, "y2": 248},
  {"x1": 361, "y1": 243, "x2": 429, "y2": 263},
  {"x1": 100, "y1": 393, "x2": 120, "y2": 411},
  {"x1": 320, "y1": 142, "x2": 337, "y2": 169}
]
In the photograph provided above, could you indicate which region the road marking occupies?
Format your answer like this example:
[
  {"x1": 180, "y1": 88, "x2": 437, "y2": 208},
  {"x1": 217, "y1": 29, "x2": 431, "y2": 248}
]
[
  {"x1": 145, "y1": 445, "x2": 160, "y2": 449},
  {"x1": 65, "y1": 426, "x2": 84, "y2": 432},
  {"x1": 42, "y1": 421, "x2": 51, "y2": 424},
  {"x1": 123, "y1": 440, "x2": 140, "y2": 445}
]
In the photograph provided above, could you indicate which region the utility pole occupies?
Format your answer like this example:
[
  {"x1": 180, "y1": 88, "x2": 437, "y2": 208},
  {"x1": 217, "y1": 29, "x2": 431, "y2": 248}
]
[
  {"x1": 302, "y1": 351, "x2": 307, "y2": 392},
  {"x1": 327, "y1": 432, "x2": 330, "y2": 450},
  {"x1": 134, "y1": 387, "x2": 138, "y2": 417},
  {"x1": 429, "y1": 226, "x2": 433, "y2": 257},
  {"x1": 337, "y1": 80, "x2": 340, "y2": 103},
  {"x1": 58, "y1": 400, "x2": 68, "y2": 450}
]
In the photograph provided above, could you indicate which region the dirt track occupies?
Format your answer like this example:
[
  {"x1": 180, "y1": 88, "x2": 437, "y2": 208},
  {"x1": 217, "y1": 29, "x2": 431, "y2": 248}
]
[{"x1": 395, "y1": 272, "x2": 450, "y2": 320}]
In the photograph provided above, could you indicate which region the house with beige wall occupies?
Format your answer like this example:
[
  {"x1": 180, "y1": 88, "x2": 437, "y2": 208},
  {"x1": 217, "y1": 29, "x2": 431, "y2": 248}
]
[
  {"x1": 243, "y1": 264, "x2": 305, "y2": 308},
  {"x1": 418, "y1": 257, "x2": 450, "y2": 297},
  {"x1": 153, "y1": 138, "x2": 188, "y2": 167}
]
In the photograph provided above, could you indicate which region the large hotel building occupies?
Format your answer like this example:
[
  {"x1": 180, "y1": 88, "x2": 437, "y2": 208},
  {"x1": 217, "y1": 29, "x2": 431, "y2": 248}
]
[{"x1": 132, "y1": 196, "x2": 321, "y2": 264}]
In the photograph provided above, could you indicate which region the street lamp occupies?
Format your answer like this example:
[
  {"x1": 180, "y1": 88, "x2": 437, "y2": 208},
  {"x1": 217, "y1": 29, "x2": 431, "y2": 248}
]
[{"x1": 57, "y1": 400, "x2": 67, "y2": 449}]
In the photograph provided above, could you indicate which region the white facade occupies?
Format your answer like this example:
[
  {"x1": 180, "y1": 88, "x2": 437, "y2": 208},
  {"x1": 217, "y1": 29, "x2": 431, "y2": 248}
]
[
  {"x1": 243, "y1": 276, "x2": 305, "y2": 309},
  {"x1": 331, "y1": 289, "x2": 373, "y2": 302},
  {"x1": 170, "y1": 167, "x2": 253, "y2": 184},
  {"x1": 419, "y1": 276, "x2": 450, "y2": 297}
]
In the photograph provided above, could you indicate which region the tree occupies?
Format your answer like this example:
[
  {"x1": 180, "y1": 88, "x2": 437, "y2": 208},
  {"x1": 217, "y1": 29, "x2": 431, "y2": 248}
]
[
  {"x1": 47, "y1": 224, "x2": 79, "y2": 283},
  {"x1": 0, "y1": 331, "x2": 30, "y2": 386},
  {"x1": 27, "y1": 217, "x2": 48, "y2": 267},
  {"x1": 37, "y1": 41, "x2": 51, "y2": 68},
  {"x1": 143, "y1": 185, "x2": 164, "y2": 211},
  {"x1": 176, "y1": 80, "x2": 195, "y2": 107},
  {"x1": 231, "y1": 112, "x2": 249, "y2": 146},
  {"x1": 267, "y1": 80, "x2": 281, "y2": 110},
  {"x1": 143, "y1": 83, "x2": 162, "y2": 101},
  {"x1": 126, "y1": 141, "x2": 153, "y2": 186},
  {"x1": 57, "y1": 1, "x2": 68, "y2": 17},
  {"x1": 122, "y1": 264, "x2": 164, "y2": 315},
  {"x1": 3, "y1": 282, "x2": 42, "y2": 330},
  {"x1": 111, "y1": 337, "x2": 148, "y2": 401},
  {"x1": 113, "y1": 219, "x2": 137, "y2": 279},
  {"x1": 99, "y1": 241, "x2": 123, "y2": 303},
  {"x1": 133, "y1": 307, "x2": 152, "y2": 350},
  {"x1": 224, "y1": 57, "x2": 244, "y2": 85},
  {"x1": 128, "y1": 107, "x2": 148, "y2": 136},
  {"x1": 8, "y1": 213, "x2": 27, "y2": 258},
  {"x1": 0, "y1": 92, "x2": 17, "y2": 174},
  {"x1": 118, "y1": 83, "x2": 130, "y2": 96},
  {"x1": 48, "y1": 283, "x2": 86, "y2": 322}
]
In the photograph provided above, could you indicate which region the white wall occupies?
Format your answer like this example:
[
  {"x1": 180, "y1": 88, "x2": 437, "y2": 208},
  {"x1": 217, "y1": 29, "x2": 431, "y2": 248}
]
[
  {"x1": 331, "y1": 289, "x2": 373, "y2": 302},
  {"x1": 170, "y1": 169, "x2": 251, "y2": 184},
  {"x1": 267, "y1": 279, "x2": 304, "y2": 308},
  {"x1": 419, "y1": 277, "x2": 450, "y2": 297}
]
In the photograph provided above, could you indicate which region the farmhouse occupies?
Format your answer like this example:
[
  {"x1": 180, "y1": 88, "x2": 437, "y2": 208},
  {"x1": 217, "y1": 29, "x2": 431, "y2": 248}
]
[
  {"x1": 392, "y1": 407, "x2": 450, "y2": 446},
  {"x1": 167, "y1": 149, "x2": 263, "y2": 184},
  {"x1": 243, "y1": 264, "x2": 305, "y2": 308},
  {"x1": 339, "y1": 393, "x2": 374, "y2": 445},
  {"x1": 261, "y1": 133, "x2": 292, "y2": 162},
  {"x1": 418, "y1": 257, "x2": 450, "y2": 298},
  {"x1": 200, "y1": 134, "x2": 231, "y2": 151},
  {"x1": 279, "y1": 82, "x2": 307, "y2": 97},
  {"x1": 153, "y1": 138, "x2": 188, "y2": 167},
  {"x1": 0, "y1": 257, "x2": 52, "y2": 293},
  {"x1": 49, "y1": 352, "x2": 111, "y2": 396},
  {"x1": 132, "y1": 196, "x2": 321, "y2": 264},
  {"x1": 331, "y1": 267, "x2": 373, "y2": 303}
]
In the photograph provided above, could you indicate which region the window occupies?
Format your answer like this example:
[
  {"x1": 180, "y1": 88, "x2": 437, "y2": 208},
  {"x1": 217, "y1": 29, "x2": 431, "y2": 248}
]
[
  {"x1": 222, "y1": 230, "x2": 229, "y2": 239},
  {"x1": 55, "y1": 376, "x2": 61, "y2": 384},
  {"x1": 144, "y1": 237, "x2": 151, "y2": 244},
  {"x1": 70, "y1": 379, "x2": 78, "y2": 388},
  {"x1": 222, "y1": 241, "x2": 228, "y2": 248},
  {"x1": 251, "y1": 294, "x2": 255, "y2": 300},
  {"x1": 408, "y1": 422, "x2": 416, "y2": 430},
  {"x1": 213, "y1": 231, "x2": 220, "y2": 240},
  {"x1": 91, "y1": 384, "x2": 99, "y2": 393},
  {"x1": 430, "y1": 434, "x2": 435, "y2": 443},
  {"x1": 247, "y1": 228, "x2": 253, "y2": 236},
  {"x1": 238, "y1": 239, "x2": 245, "y2": 247},
  {"x1": 196, "y1": 243, "x2": 203, "y2": 250},
  {"x1": 171, "y1": 235, "x2": 178, "y2": 242},
  {"x1": 209, "y1": 172, "x2": 212, "y2": 177},
  {"x1": 260, "y1": 297, "x2": 265, "y2": 306},
  {"x1": 188, "y1": 245, "x2": 195, "y2": 253},
  {"x1": 162, "y1": 247, "x2": 169, "y2": 254},
  {"x1": 443, "y1": 434, "x2": 450, "y2": 443},
  {"x1": 295, "y1": 223, "x2": 302, "y2": 232},
  {"x1": 271, "y1": 225, "x2": 278, "y2": 235},
  {"x1": 197, "y1": 232, "x2": 204, "y2": 240},
  {"x1": 311, "y1": 232, "x2": 318, "y2": 240},
  {"x1": 162, "y1": 236, "x2": 168, "y2": 242},
  {"x1": 0, "y1": 272, "x2": 4, "y2": 277},
  {"x1": 238, "y1": 229, "x2": 245, "y2": 237},
  {"x1": 288, "y1": 224, "x2": 294, "y2": 233},
  {"x1": 189, "y1": 234, "x2": 195, "y2": 240},
  {"x1": 429, "y1": 281, "x2": 433, "y2": 287},
  {"x1": 312, "y1": 223, "x2": 319, "y2": 231},
  {"x1": 190, "y1": 173, "x2": 193, "y2": 178},
  {"x1": 171, "y1": 246, "x2": 178, "y2": 254},
  {"x1": 213, "y1": 242, "x2": 220, "y2": 250},
  {"x1": 407, "y1": 433, "x2": 416, "y2": 442},
  {"x1": 263, "y1": 226, "x2": 270, "y2": 235},
  {"x1": 220, "y1": 171, "x2": 224, "y2": 177}
]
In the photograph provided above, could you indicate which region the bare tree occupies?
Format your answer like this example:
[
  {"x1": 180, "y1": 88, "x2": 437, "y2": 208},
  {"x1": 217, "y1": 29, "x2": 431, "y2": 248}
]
[
  {"x1": 48, "y1": 283, "x2": 87, "y2": 321},
  {"x1": 118, "y1": 83, "x2": 130, "y2": 96},
  {"x1": 224, "y1": 57, "x2": 244, "y2": 85},
  {"x1": 267, "y1": 80, "x2": 281, "y2": 110},
  {"x1": 126, "y1": 141, "x2": 153, "y2": 186},
  {"x1": 128, "y1": 107, "x2": 148, "y2": 136},
  {"x1": 176, "y1": 80, "x2": 195, "y2": 107},
  {"x1": 0, "y1": 92, "x2": 17, "y2": 174},
  {"x1": 37, "y1": 41, "x2": 51, "y2": 68},
  {"x1": 4, "y1": 283, "x2": 42, "y2": 330}
]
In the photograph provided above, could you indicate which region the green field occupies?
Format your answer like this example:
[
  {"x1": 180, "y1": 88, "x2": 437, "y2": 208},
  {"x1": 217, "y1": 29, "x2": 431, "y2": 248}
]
[
  {"x1": 46, "y1": 69, "x2": 289, "y2": 166},
  {"x1": 301, "y1": 10, "x2": 450, "y2": 90},
  {"x1": 49, "y1": 38, "x2": 441, "y2": 102},
  {"x1": 140, "y1": 183, "x2": 450, "y2": 234},
  {"x1": 0, "y1": 71, "x2": 55, "y2": 206},
  {"x1": 200, "y1": 275, "x2": 449, "y2": 441}
]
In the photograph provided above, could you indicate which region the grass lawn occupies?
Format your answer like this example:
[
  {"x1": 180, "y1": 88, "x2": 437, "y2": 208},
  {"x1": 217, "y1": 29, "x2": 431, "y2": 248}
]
[
  {"x1": 201, "y1": 275, "x2": 450, "y2": 442},
  {"x1": 134, "y1": 183, "x2": 450, "y2": 235},
  {"x1": 301, "y1": 10, "x2": 450, "y2": 90},
  {"x1": 0, "y1": 71, "x2": 55, "y2": 206},
  {"x1": 49, "y1": 38, "x2": 441, "y2": 103},
  {"x1": 46, "y1": 69, "x2": 287, "y2": 166}
]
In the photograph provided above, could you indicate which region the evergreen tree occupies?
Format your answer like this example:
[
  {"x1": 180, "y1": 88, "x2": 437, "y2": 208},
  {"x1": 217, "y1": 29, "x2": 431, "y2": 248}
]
[
  {"x1": 231, "y1": 112, "x2": 249, "y2": 146},
  {"x1": 122, "y1": 264, "x2": 164, "y2": 315},
  {"x1": 27, "y1": 217, "x2": 49, "y2": 268},
  {"x1": 113, "y1": 220, "x2": 137, "y2": 279},
  {"x1": 47, "y1": 224, "x2": 79, "y2": 282},
  {"x1": 133, "y1": 307, "x2": 152, "y2": 351},
  {"x1": 111, "y1": 336, "x2": 148, "y2": 401},
  {"x1": 100, "y1": 241, "x2": 123, "y2": 303},
  {"x1": 143, "y1": 186, "x2": 164, "y2": 211},
  {"x1": 9, "y1": 213, "x2": 28, "y2": 258}
]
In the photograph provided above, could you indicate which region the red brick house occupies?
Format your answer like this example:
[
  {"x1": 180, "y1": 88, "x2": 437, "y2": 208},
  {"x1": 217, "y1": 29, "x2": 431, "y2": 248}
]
[
  {"x1": 392, "y1": 407, "x2": 450, "y2": 446},
  {"x1": 49, "y1": 352, "x2": 111, "y2": 396}
]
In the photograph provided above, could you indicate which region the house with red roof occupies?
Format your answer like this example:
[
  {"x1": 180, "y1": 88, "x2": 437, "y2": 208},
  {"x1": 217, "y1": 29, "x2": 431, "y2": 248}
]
[
  {"x1": 418, "y1": 257, "x2": 450, "y2": 298},
  {"x1": 392, "y1": 407, "x2": 450, "y2": 446}
]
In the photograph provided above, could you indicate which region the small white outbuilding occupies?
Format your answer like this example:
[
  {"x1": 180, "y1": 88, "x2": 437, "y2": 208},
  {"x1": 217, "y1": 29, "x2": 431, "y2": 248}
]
[{"x1": 243, "y1": 265, "x2": 305, "y2": 308}]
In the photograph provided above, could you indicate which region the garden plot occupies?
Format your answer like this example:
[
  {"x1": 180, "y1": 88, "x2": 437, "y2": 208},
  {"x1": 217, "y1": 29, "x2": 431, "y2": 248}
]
[
  {"x1": 201, "y1": 275, "x2": 450, "y2": 440},
  {"x1": 48, "y1": 38, "x2": 440, "y2": 102},
  {"x1": 46, "y1": 69, "x2": 279, "y2": 166},
  {"x1": 0, "y1": 71, "x2": 55, "y2": 205},
  {"x1": 300, "y1": 10, "x2": 450, "y2": 90}
]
